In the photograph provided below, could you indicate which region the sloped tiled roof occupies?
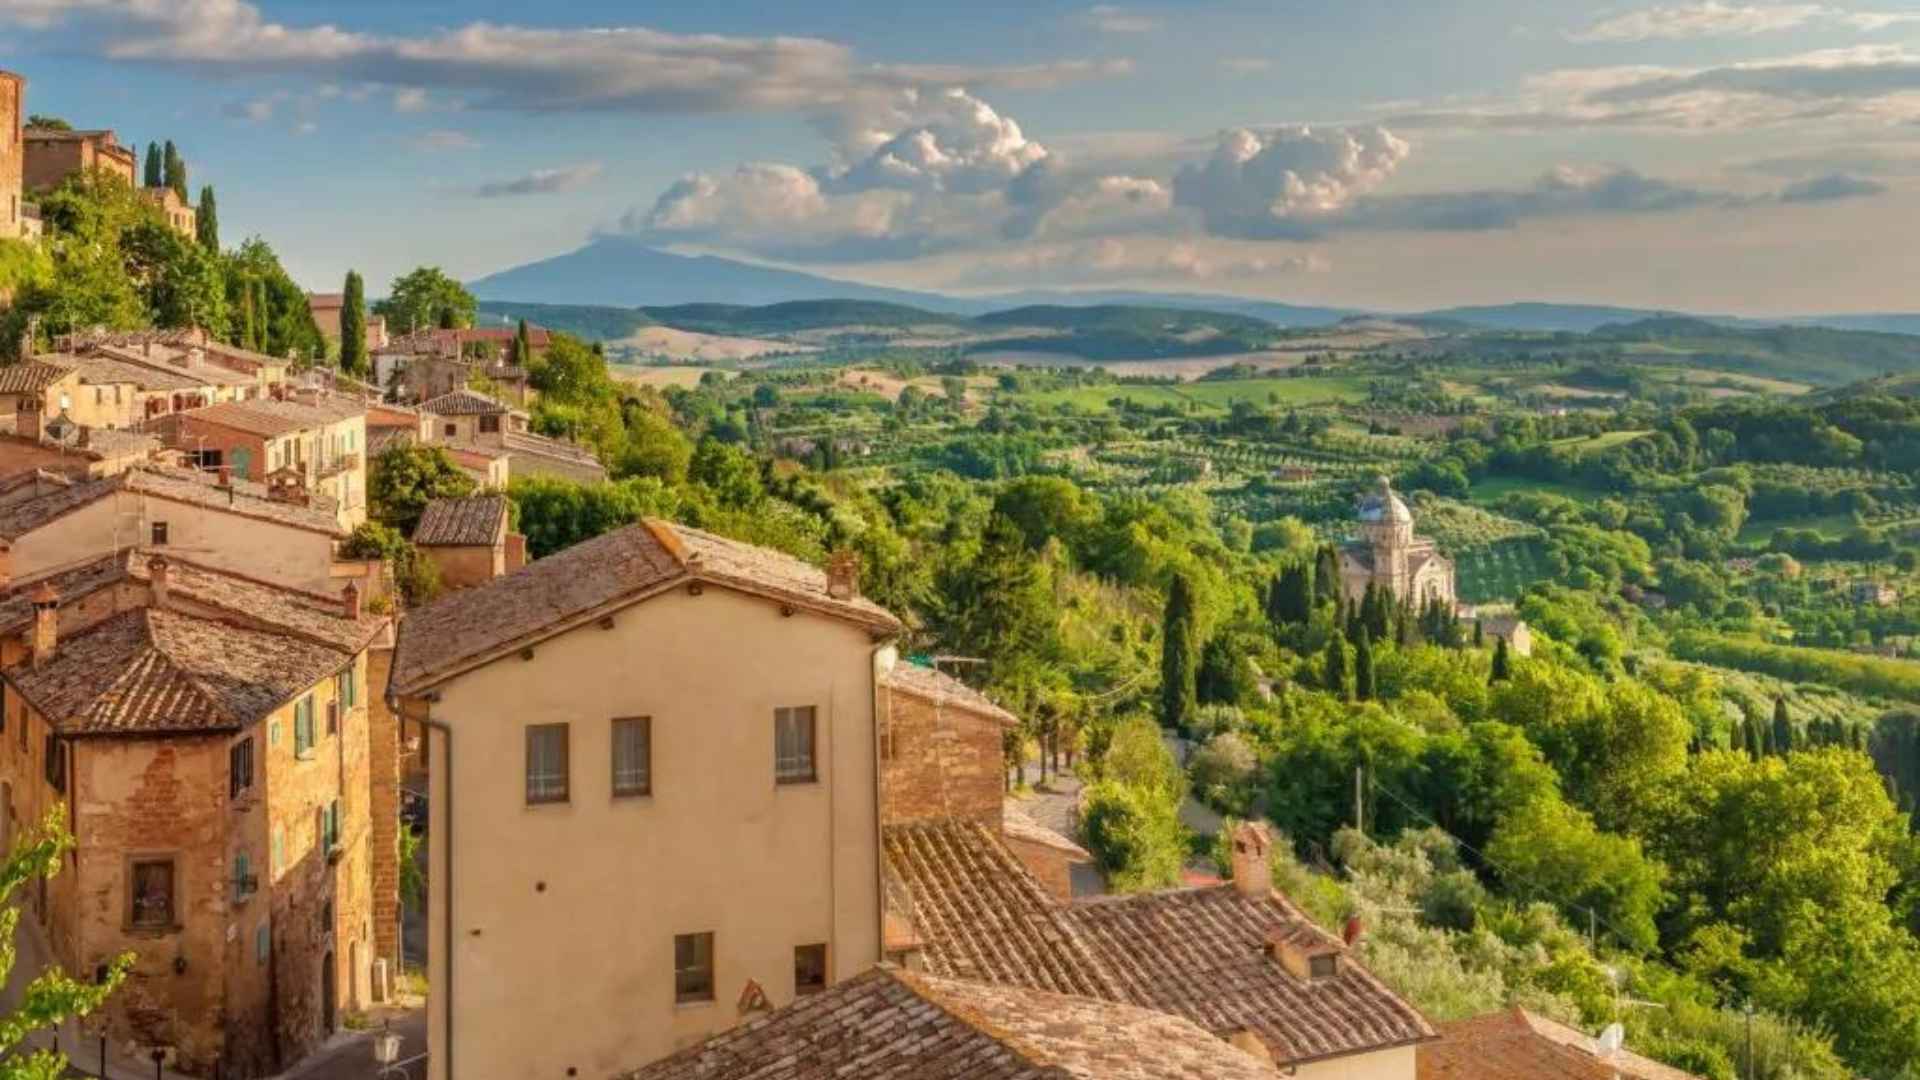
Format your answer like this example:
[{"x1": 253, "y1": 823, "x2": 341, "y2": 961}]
[
  {"x1": 8, "y1": 607, "x2": 351, "y2": 736},
  {"x1": 502, "y1": 431, "x2": 604, "y2": 473},
  {"x1": 412, "y1": 495, "x2": 507, "y2": 547},
  {"x1": 1419, "y1": 1009, "x2": 1701, "y2": 1080},
  {"x1": 1003, "y1": 801, "x2": 1092, "y2": 858},
  {"x1": 619, "y1": 967, "x2": 1281, "y2": 1080},
  {"x1": 389, "y1": 519, "x2": 901, "y2": 694},
  {"x1": 884, "y1": 821, "x2": 1119, "y2": 999},
  {"x1": 886, "y1": 661, "x2": 1019, "y2": 726},
  {"x1": 0, "y1": 361, "x2": 75, "y2": 395},
  {"x1": 86, "y1": 343, "x2": 254, "y2": 387},
  {"x1": 0, "y1": 466, "x2": 344, "y2": 540},
  {"x1": 175, "y1": 396, "x2": 364, "y2": 437},
  {"x1": 420, "y1": 389, "x2": 507, "y2": 416},
  {"x1": 62, "y1": 352, "x2": 208, "y2": 392},
  {"x1": 883, "y1": 821, "x2": 1437, "y2": 1069},
  {"x1": 1068, "y1": 887, "x2": 1436, "y2": 1066}
]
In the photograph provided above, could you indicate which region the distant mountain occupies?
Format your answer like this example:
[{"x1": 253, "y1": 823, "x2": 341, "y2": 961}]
[
  {"x1": 639, "y1": 300, "x2": 970, "y2": 336},
  {"x1": 1417, "y1": 302, "x2": 1680, "y2": 334},
  {"x1": 1587, "y1": 316, "x2": 1920, "y2": 386},
  {"x1": 467, "y1": 236, "x2": 972, "y2": 311}
]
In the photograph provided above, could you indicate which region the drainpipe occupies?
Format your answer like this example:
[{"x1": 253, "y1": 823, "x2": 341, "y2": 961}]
[{"x1": 422, "y1": 712, "x2": 453, "y2": 1080}]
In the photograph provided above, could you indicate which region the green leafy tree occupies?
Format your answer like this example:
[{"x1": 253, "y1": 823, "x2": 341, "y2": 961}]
[
  {"x1": 195, "y1": 185, "x2": 218, "y2": 251},
  {"x1": 340, "y1": 521, "x2": 440, "y2": 607},
  {"x1": 938, "y1": 513, "x2": 1058, "y2": 683},
  {"x1": 25, "y1": 115, "x2": 70, "y2": 132},
  {"x1": 1486, "y1": 795, "x2": 1667, "y2": 953},
  {"x1": 1196, "y1": 634, "x2": 1254, "y2": 707},
  {"x1": 0, "y1": 810, "x2": 132, "y2": 1078},
  {"x1": 508, "y1": 475, "x2": 678, "y2": 559},
  {"x1": 1160, "y1": 572, "x2": 1200, "y2": 730},
  {"x1": 375, "y1": 266, "x2": 476, "y2": 332},
  {"x1": 340, "y1": 270, "x2": 368, "y2": 376},
  {"x1": 369, "y1": 444, "x2": 478, "y2": 535},
  {"x1": 162, "y1": 140, "x2": 186, "y2": 200}
]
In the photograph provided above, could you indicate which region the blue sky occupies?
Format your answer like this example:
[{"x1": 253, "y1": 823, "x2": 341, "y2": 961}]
[{"x1": 5, "y1": 0, "x2": 1920, "y2": 313}]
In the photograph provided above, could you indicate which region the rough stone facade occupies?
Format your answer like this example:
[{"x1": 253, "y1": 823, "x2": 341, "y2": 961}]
[
  {"x1": 365, "y1": 639, "x2": 402, "y2": 975},
  {"x1": 880, "y1": 687, "x2": 1006, "y2": 829},
  {"x1": 22, "y1": 128, "x2": 136, "y2": 193},
  {"x1": 0, "y1": 72, "x2": 23, "y2": 242}
]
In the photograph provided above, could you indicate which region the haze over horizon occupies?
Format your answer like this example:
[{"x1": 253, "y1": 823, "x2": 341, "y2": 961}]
[{"x1": 9, "y1": 0, "x2": 1920, "y2": 314}]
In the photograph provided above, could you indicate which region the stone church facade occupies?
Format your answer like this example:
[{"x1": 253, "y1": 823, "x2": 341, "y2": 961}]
[{"x1": 1338, "y1": 476, "x2": 1457, "y2": 609}]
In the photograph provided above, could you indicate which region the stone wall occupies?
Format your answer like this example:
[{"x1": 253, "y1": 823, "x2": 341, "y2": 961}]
[
  {"x1": 366, "y1": 642, "x2": 402, "y2": 974},
  {"x1": 421, "y1": 544, "x2": 502, "y2": 592},
  {"x1": 879, "y1": 689, "x2": 1004, "y2": 829}
]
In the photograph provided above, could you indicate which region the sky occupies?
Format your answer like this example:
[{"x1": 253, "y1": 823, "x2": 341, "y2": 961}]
[{"x1": 5, "y1": 0, "x2": 1920, "y2": 314}]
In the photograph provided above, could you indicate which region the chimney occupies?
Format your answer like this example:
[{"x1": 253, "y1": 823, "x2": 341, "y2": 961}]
[
  {"x1": 342, "y1": 581, "x2": 361, "y2": 621},
  {"x1": 147, "y1": 554, "x2": 170, "y2": 609},
  {"x1": 826, "y1": 549, "x2": 859, "y2": 601},
  {"x1": 29, "y1": 583, "x2": 58, "y2": 666},
  {"x1": 1229, "y1": 820, "x2": 1272, "y2": 899}
]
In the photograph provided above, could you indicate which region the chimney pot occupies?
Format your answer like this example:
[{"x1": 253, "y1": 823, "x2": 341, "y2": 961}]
[
  {"x1": 826, "y1": 549, "x2": 859, "y2": 602},
  {"x1": 29, "y1": 583, "x2": 59, "y2": 666},
  {"x1": 1229, "y1": 820, "x2": 1272, "y2": 899},
  {"x1": 147, "y1": 553, "x2": 170, "y2": 609},
  {"x1": 342, "y1": 581, "x2": 361, "y2": 621}
]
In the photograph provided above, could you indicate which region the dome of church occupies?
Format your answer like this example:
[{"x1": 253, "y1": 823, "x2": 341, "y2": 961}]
[{"x1": 1357, "y1": 475, "x2": 1413, "y2": 525}]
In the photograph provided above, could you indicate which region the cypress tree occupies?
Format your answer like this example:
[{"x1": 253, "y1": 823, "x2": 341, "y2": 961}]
[
  {"x1": 340, "y1": 271, "x2": 368, "y2": 375},
  {"x1": 1324, "y1": 635, "x2": 1350, "y2": 700},
  {"x1": 1314, "y1": 546, "x2": 1340, "y2": 606},
  {"x1": 1489, "y1": 637, "x2": 1511, "y2": 684},
  {"x1": 163, "y1": 140, "x2": 187, "y2": 200},
  {"x1": 196, "y1": 185, "x2": 219, "y2": 251},
  {"x1": 515, "y1": 318, "x2": 532, "y2": 366},
  {"x1": 1772, "y1": 696, "x2": 1793, "y2": 755},
  {"x1": 1159, "y1": 573, "x2": 1199, "y2": 731},
  {"x1": 143, "y1": 143, "x2": 163, "y2": 188},
  {"x1": 1354, "y1": 628, "x2": 1376, "y2": 701},
  {"x1": 1474, "y1": 619, "x2": 1485, "y2": 648}
]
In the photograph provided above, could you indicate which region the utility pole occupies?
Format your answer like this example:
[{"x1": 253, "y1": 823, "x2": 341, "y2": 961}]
[{"x1": 1353, "y1": 766, "x2": 1364, "y2": 835}]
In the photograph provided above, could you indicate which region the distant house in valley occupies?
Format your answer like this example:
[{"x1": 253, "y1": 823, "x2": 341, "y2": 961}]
[
  {"x1": 1339, "y1": 476, "x2": 1456, "y2": 609},
  {"x1": 0, "y1": 550, "x2": 395, "y2": 1076},
  {"x1": 419, "y1": 388, "x2": 605, "y2": 484},
  {"x1": 1854, "y1": 580, "x2": 1900, "y2": 607}
]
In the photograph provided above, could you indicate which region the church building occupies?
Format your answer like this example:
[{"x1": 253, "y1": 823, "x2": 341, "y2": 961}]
[{"x1": 1339, "y1": 475, "x2": 1457, "y2": 609}]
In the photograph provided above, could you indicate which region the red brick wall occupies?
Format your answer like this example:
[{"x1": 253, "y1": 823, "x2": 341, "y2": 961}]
[{"x1": 880, "y1": 688, "x2": 1004, "y2": 829}]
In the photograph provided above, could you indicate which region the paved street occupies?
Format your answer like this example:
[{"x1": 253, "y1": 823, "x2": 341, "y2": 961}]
[{"x1": 279, "y1": 1008, "x2": 426, "y2": 1080}]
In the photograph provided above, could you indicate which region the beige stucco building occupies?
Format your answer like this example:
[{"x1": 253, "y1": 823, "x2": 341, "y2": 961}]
[
  {"x1": 419, "y1": 388, "x2": 606, "y2": 484},
  {"x1": 1339, "y1": 477, "x2": 1456, "y2": 610},
  {"x1": 388, "y1": 523, "x2": 900, "y2": 1079},
  {"x1": 409, "y1": 494, "x2": 524, "y2": 591},
  {"x1": 163, "y1": 398, "x2": 369, "y2": 528}
]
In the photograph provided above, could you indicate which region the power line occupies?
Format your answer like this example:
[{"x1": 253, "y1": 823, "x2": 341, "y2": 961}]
[{"x1": 1365, "y1": 772, "x2": 1643, "y2": 954}]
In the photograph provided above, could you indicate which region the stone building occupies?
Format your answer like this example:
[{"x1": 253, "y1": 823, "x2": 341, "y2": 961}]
[
  {"x1": 409, "y1": 494, "x2": 525, "y2": 591},
  {"x1": 22, "y1": 126, "x2": 136, "y2": 191},
  {"x1": 0, "y1": 71, "x2": 24, "y2": 241},
  {"x1": 419, "y1": 388, "x2": 606, "y2": 484},
  {"x1": 0, "y1": 551, "x2": 389, "y2": 1076},
  {"x1": 141, "y1": 184, "x2": 197, "y2": 236},
  {"x1": 389, "y1": 522, "x2": 903, "y2": 1080},
  {"x1": 305, "y1": 293, "x2": 388, "y2": 353},
  {"x1": 161, "y1": 397, "x2": 369, "y2": 528},
  {"x1": 1339, "y1": 476, "x2": 1456, "y2": 610}
]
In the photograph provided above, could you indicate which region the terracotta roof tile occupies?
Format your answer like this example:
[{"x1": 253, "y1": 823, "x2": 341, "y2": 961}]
[
  {"x1": 618, "y1": 967, "x2": 1281, "y2": 1080},
  {"x1": 883, "y1": 821, "x2": 1437, "y2": 1069},
  {"x1": 0, "y1": 465, "x2": 344, "y2": 541},
  {"x1": 412, "y1": 495, "x2": 508, "y2": 547},
  {"x1": 420, "y1": 389, "x2": 508, "y2": 416},
  {"x1": 886, "y1": 661, "x2": 1019, "y2": 726},
  {"x1": 389, "y1": 519, "x2": 900, "y2": 694},
  {"x1": 1419, "y1": 1009, "x2": 1702, "y2": 1080},
  {"x1": 176, "y1": 397, "x2": 364, "y2": 437},
  {"x1": 0, "y1": 361, "x2": 75, "y2": 394},
  {"x1": 501, "y1": 430, "x2": 604, "y2": 472},
  {"x1": 1003, "y1": 801, "x2": 1091, "y2": 858},
  {"x1": 60, "y1": 352, "x2": 208, "y2": 392}
]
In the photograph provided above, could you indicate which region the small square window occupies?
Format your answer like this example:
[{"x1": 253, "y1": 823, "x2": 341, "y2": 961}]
[
  {"x1": 293, "y1": 696, "x2": 314, "y2": 757},
  {"x1": 150, "y1": 521, "x2": 168, "y2": 545},
  {"x1": 233, "y1": 850, "x2": 255, "y2": 900},
  {"x1": 443, "y1": 423, "x2": 457, "y2": 438},
  {"x1": 229, "y1": 736, "x2": 254, "y2": 798},
  {"x1": 674, "y1": 932, "x2": 714, "y2": 1004},
  {"x1": 774, "y1": 707, "x2": 816, "y2": 784},
  {"x1": 525, "y1": 724, "x2": 569, "y2": 804},
  {"x1": 479, "y1": 414, "x2": 500, "y2": 434},
  {"x1": 129, "y1": 858, "x2": 175, "y2": 929},
  {"x1": 1308, "y1": 954, "x2": 1340, "y2": 980},
  {"x1": 612, "y1": 717, "x2": 651, "y2": 798},
  {"x1": 794, "y1": 943, "x2": 827, "y2": 996}
]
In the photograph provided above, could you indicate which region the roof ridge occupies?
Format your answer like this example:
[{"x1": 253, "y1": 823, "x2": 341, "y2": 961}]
[{"x1": 890, "y1": 968, "x2": 1080, "y2": 1077}]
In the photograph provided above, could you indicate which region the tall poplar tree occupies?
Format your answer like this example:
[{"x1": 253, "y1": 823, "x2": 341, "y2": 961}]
[
  {"x1": 515, "y1": 318, "x2": 533, "y2": 367},
  {"x1": 143, "y1": 143, "x2": 163, "y2": 188},
  {"x1": 1772, "y1": 696, "x2": 1793, "y2": 756},
  {"x1": 195, "y1": 185, "x2": 219, "y2": 251},
  {"x1": 163, "y1": 140, "x2": 187, "y2": 200},
  {"x1": 1160, "y1": 573, "x2": 1199, "y2": 731},
  {"x1": 1324, "y1": 635, "x2": 1350, "y2": 700},
  {"x1": 1489, "y1": 637, "x2": 1511, "y2": 684},
  {"x1": 340, "y1": 271, "x2": 368, "y2": 375},
  {"x1": 1354, "y1": 627, "x2": 1376, "y2": 701}
]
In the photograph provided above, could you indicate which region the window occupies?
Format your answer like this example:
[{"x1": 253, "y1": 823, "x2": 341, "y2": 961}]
[
  {"x1": 1308, "y1": 954, "x2": 1340, "y2": 980},
  {"x1": 318, "y1": 801, "x2": 341, "y2": 850},
  {"x1": 42, "y1": 735, "x2": 64, "y2": 794},
  {"x1": 255, "y1": 922, "x2": 270, "y2": 965},
  {"x1": 674, "y1": 932, "x2": 714, "y2": 1004},
  {"x1": 479, "y1": 414, "x2": 500, "y2": 434},
  {"x1": 326, "y1": 699, "x2": 339, "y2": 737},
  {"x1": 229, "y1": 737, "x2": 254, "y2": 798},
  {"x1": 611, "y1": 717, "x2": 651, "y2": 798},
  {"x1": 443, "y1": 423, "x2": 457, "y2": 438},
  {"x1": 129, "y1": 859, "x2": 175, "y2": 929},
  {"x1": 233, "y1": 850, "x2": 255, "y2": 900},
  {"x1": 293, "y1": 696, "x2": 314, "y2": 757},
  {"x1": 150, "y1": 521, "x2": 168, "y2": 546},
  {"x1": 338, "y1": 667, "x2": 358, "y2": 710},
  {"x1": 879, "y1": 723, "x2": 896, "y2": 762},
  {"x1": 794, "y1": 944, "x2": 828, "y2": 996},
  {"x1": 525, "y1": 724, "x2": 569, "y2": 804},
  {"x1": 774, "y1": 707, "x2": 816, "y2": 784}
]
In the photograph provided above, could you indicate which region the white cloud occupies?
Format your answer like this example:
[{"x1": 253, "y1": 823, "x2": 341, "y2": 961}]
[
  {"x1": 418, "y1": 129, "x2": 480, "y2": 150},
  {"x1": 392, "y1": 87, "x2": 429, "y2": 113},
  {"x1": 0, "y1": 0, "x2": 1125, "y2": 114},
  {"x1": 474, "y1": 162, "x2": 605, "y2": 198},
  {"x1": 1081, "y1": 5, "x2": 1160, "y2": 33},
  {"x1": 1170, "y1": 125, "x2": 1411, "y2": 239},
  {"x1": 1567, "y1": 3, "x2": 1920, "y2": 42}
]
